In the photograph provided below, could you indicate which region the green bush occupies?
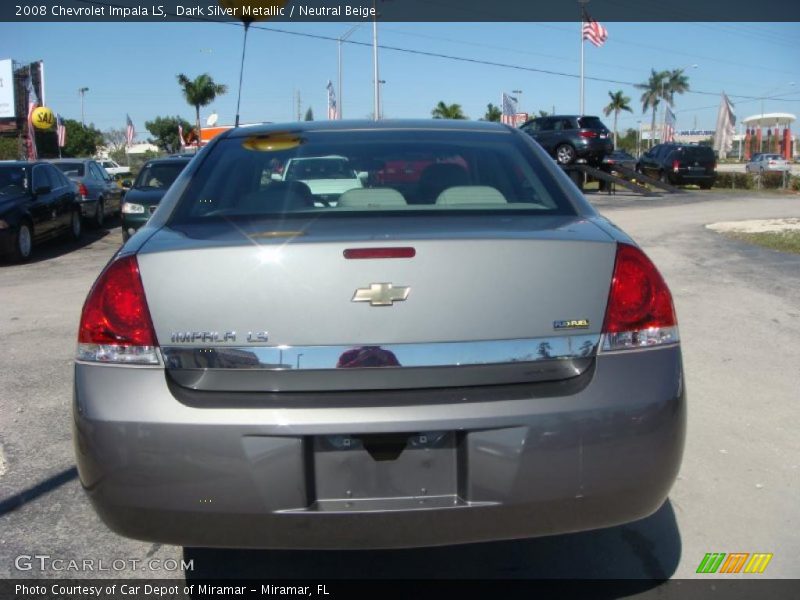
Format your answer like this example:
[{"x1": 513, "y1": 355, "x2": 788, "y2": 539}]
[
  {"x1": 714, "y1": 172, "x2": 753, "y2": 189},
  {"x1": 790, "y1": 176, "x2": 800, "y2": 192},
  {"x1": 758, "y1": 171, "x2": 790, "y2": 189}
]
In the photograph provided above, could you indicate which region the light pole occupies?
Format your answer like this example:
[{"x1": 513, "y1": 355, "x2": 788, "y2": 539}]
[
  {"x1": 372, "y1": 3, "x2": 380, "y2": 121},
  {"x1": 378, "y1": 79, "x2": 386, "y2": 119},
  {"x1": 337, "y1": 24, "x2": 362, "y2": 120},
  {"x1": 78, "y1": 87, "x2": 89, "y2": 127}
]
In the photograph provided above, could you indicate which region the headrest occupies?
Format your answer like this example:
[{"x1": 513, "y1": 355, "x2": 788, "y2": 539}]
[
  {"x1": 338, "y1": 187, "x2": 407, "y2": 208},
  {"x1": 435, "y1": 186, "x2": 507, "y2": 205}
]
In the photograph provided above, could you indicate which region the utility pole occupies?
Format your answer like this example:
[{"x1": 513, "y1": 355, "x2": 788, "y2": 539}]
[
  {"x1": 337, "y1": 24, "x2": 361, "y2": 120},
  {"x1": 296, "y1": 90, "x2": 302, "y2": 122},
  {"x1": 78, "y1": 87, "x2": 89, "y2": 127},
  {"x1": 372, "y1": 0, "x2": 380, "y2": 120}
]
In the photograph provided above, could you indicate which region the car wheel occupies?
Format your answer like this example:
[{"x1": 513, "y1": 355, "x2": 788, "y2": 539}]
[
  {"x1": 122, "y1": 229, "x2": 130, "y2": 243},
  {"x1": 12, "y1": 221, "x2": 33, "y2": 262},
  {"x1": 660, "y1": 171, "x2": 671, "y2": 185},
  {"x1": 93, "y1": 199, "x2": 105, "y2": 229},
  {"x1": 555, "y1": 144, "x2": 577, "y2": 165},
  {"x1": 699, "y1": 181, "x2": 713, "y2": 190},
  {"x1": 70, "y1": 208, "x2": 83, "y2": 241}
]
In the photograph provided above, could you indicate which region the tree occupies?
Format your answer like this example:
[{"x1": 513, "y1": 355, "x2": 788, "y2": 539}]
[
  {"x1": 431, "y1": 101, "x2": 467, "y2": 120},
  {"x1": 304, "y1": 107, "x2": 314, "y2": 121},
  {"x1": 176, "y1": 73, "x2": 228, "y2": 135},
  {"x1": 0, "y1": 136, "x2": 22, "y2": 160},
  {"x1": 663, "y1": 68, "x2": 691, "y2": 107},
  {"x1": 537, "y1": 110, "x2": 550, "y2": 118},
  {"x1": 636, "y1": 69, "x2": 668, "y2": 148},
  {"x1": 37, "y1": 119, "x2": 102, "y2": 157},
  {"x1": 145, "y1": 115, "x2": 193, "y2": 154},
  {"x1": 103, "y1": 128, "x2": 129, "y2": 154},
  {"x1": 483, "y1": 103, "x2": 502, "y2": 122},
  {"x1": 603, "y1": 90, "x2": 633, "y2": 147},
  {"x1": 616, "y1": 128, "x2": 639, "y2": 154}
]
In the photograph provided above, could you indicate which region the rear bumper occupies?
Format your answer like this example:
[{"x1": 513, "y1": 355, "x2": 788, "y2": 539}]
[{"x1": 73, "y1": 345, "x2": 685, "y2": 549}]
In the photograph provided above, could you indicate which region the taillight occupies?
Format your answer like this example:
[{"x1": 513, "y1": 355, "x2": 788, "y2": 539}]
[
  {"x1": 77, "y1": 255, "x2": 159, "y2": 364},
  {"x1": 672, "y1": 160, "x2": 680, "y2": 173},
  {"x1": 578, "y1": 131, "x2": 598, "y2": 138},
  {"x1": 78, "y1": 182, "x2": 89, "y2": 198},
  {"x1": 601, "y1": 243, "x2": 678, "y2": 352}
]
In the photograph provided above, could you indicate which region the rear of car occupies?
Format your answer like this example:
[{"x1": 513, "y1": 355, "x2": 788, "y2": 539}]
[
  {"x1": 74, "y1": 121, "x2": 685, "y2": 549},
  {"x1": 749, "y1": 153, "x2": 790, "y2": 173},
  {"x1": 521, "y1": 115, "x2": 613, "y2": 166},
  {"x1": 121, "y1": 157, "x2": 191, "y2": 241},
  {"x1": 665, "y1": 145, "x2": 716, "y2": 188}
]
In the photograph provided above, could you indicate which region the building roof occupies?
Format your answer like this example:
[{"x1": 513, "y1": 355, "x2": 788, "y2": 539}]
[{"x1": 741, "y1": 113, "x2": 796, "y2": 127}]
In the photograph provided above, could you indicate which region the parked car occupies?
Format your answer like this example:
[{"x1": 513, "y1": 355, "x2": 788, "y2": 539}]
[
  {"x1": 637, "y1": 143, "x2": 717, "y2": 189},
  {"x1": 519, "y1": 115, "x2": 614, "y2": 165},
  {"x1": 745, "y1": 153, "x2": 790, "y2": 173},
  {"x1": 602, "y1": 150, "x2": 637, "y2": 172},
  {"x1": 74, "y1": 120, "x2": 685, "y2": 549},
  {"x1": 121, "y1": 156, "x2": 192, "y2": 241},
  {"x1": 49, "y1": 159, "x2": 123, "y2": 228},
  {"x1": 96, "y1": 158, "x2": 131, "y2": 177},
  {"x1": 0, "y1": 161, "x2": 82, "y2": 261}
]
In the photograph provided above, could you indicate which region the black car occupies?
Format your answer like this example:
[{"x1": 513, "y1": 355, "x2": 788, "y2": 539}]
[
  {"x1": 121, "y1": 156, "x2": 192, "y2": 241},
  {"x1": 519, "y1": 115, "x2": 614, "y2": 165},
  {"x1": 0, "y1": 161, "x2": 82, "y2": 261},
  {"x1": 637, "y1": 143, "x2": 717, "y2": 189}
]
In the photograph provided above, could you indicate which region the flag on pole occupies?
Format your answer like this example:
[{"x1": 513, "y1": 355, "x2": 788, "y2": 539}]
[
  {"x1": 56, "y1": 113, "x2": 67, "y2": 148},
  {"x1": 501, "y1": 93, "x2": 518, "y2": 126},
  {"x1": 713, "y1": 93, "x2": 737, "y2": 159},
  {"x1": 178, "y1": 122, "x2": 186, "y2": 149},
  {"x1": 582, "y1": 13, "x2": 608, "y2": 48},
  {"x1": 26, "y1": 74, "x2": 39, "y2": 160},
  {"x1": 326, "y1": 80, "x2": 338, "y2": 120},
  {"x1": 125, "y1": 114, "x2": 135, "y2": 146},
  {"x1": 663, "y1": 106, "x2": 676, "y2": 142}
]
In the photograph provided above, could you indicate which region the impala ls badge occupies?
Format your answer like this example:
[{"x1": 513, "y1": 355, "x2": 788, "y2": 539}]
[{"x1": 352, "y1": 283, "x2": 410, "y2": 307}]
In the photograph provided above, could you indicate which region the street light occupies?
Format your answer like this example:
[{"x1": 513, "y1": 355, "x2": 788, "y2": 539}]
[
  {"x1": 78, "y1": 87, "x2": 89, "y2": 127},
  {"x1": 337, "y1": 23, "x2": 362, "y2": 120},
  {"x1": 378, "y1": 79, "x2": 386, "y2": 119}
]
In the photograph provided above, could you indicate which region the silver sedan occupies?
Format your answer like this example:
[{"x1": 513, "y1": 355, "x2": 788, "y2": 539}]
[
  {"x1": 73, "y1": 120, "x2": 685, "y2": 549},
  {"x1": 49, "y1": 158, "x2": 122, "y2": 228}
]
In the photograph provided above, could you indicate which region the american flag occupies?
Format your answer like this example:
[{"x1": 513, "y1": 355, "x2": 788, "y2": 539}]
[
  {"x1": 26, "y1": 74, "x2": 39, "y2": 160},
  {"x1": 326, "y1": 80, "x2": 338, "y2": 120},
  {"x1": 56, "y1": 113, "x2": 67, "y2": 148},
  {"x1": 126, "y1": 114, "x2": 135, "y2": 146},
  {"x1": 664, "y1": 106, "x2": 676, "y2": 142},
  {"x1": 582, "y1": 13, "x2": 608, "y2": 48},
  {"x1": 178, "y1": 122, "x2": 186, "y2": 149},
  {"x1": 501, "y1": 92, "x2": 518, "y2": 126}
]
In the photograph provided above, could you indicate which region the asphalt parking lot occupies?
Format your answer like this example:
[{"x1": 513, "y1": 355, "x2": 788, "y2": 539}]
[{"x1": 1, "y1": 191, "x2": 799, "y2": 583}]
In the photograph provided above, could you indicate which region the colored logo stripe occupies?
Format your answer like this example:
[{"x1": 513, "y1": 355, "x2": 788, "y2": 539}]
[
  {"x1": 744, "y1": 553, "x2": 773, "y2": 574},
  {"x1": 719, "y1": 553, "x2": 749, "y2": 573},
  {"x1": 697, "y1": 552, "x2": 773, "y2": 574},
  {"x1": 697, "y1": 553, "x2": 726, "y2": 573}
]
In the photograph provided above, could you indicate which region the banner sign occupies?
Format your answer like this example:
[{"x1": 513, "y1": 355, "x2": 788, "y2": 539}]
[{"x1": 0, "y1": 59, "x2": 15, "y2": 118}]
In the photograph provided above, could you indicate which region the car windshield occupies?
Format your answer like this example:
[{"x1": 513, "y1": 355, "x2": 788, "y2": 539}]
[
  {"x1": 134, "y1": 162, "x2": 186, "y2": 189},
  {"x1": 169, "y1": 128, "x2": 576, "y2": 223},
  {"x1": 764, "y1": 154, "x2": 782, "y2": 160},
  {"x1": 54, "y1": 162, "x2": 85, "y2": 177},
  {"x1": 0, "y1": 166, "x2": 29, "y2": 194}
]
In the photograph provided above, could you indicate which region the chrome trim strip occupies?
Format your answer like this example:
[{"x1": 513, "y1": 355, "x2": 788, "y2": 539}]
[{"x1": 162, "y1": 334, "x2": 599, "y2": 371}]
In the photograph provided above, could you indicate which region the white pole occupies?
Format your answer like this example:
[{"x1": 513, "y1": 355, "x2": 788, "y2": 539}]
[
  {"x1": 579, "y1": 0, "x2": 587, "y2": 115},
  {"x1": 372, "y1": 11, "x2": 380, "y2": 121},
  {"x1": 337, "y1": 39, "x2": 342, "y2": 119}
]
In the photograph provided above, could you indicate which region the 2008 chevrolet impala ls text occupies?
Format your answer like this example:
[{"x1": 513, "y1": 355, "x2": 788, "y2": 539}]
[{"x1": 73, "y1": 120, "x2": 685, "y2": 549}]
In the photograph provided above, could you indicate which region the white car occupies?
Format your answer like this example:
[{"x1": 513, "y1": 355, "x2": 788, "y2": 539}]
[
  {"x1": 745, "y1": 153, "x2": 790, "y2": 173},
  {"x1": 96, "y1": 159, "x2": 131, "y2": 177},
  {"x1": 279, "y1": 155, "x2": 363, "y2": 204}
]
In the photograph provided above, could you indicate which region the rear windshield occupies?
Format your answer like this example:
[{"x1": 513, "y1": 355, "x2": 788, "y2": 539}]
[
  {"x1": 764, "y1": 154, "x2": 782, "y2": 160},
  {"x1": 672, "y1": 146, "x2": 715, "y2": 161},
  {"x1": 169, "y1": 128, "x2": 575, "y2": 223},
  {"x1": 54, "y1": 162, "x2": 85, "y2": 177},
  {"x1": 577, "y1": 117, "x2": 606, "y2": 130},
  {"x1": 134, "y1": 162, "x2": 187, "y2": 190},
  {"x1": 0, "y1": 166, "x2": 29, "y2": 194}
]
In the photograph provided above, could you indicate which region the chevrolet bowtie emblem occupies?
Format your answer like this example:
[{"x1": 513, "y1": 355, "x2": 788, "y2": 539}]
[{"x1": 352, "y1": 283, "x2": 410, "y2": 307}]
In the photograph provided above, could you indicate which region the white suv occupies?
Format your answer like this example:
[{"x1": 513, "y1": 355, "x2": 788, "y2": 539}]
[{"x1": 96, "y1": 159, "x2": 131, "y2": 177}]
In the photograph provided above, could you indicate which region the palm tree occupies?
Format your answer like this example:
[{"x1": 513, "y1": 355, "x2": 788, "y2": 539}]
[
  {"x1": 176, "y1": 73, "x2": 228, "y2": 136},
  {"x1": 663, "y1": 68, "x2": 691, "y2": 107},
  {"x1": 636, "y1": 69, "x2": 668, "y2": 148},
  {"x1": 603, "y1": 90, "x2": 633, "y2": 147},
  {"x1": 483, "y1": 103, "x2": 502, "y2": 122},
  {"x1": 431, "y1": 101, "x2": 467, "y2": 120}
]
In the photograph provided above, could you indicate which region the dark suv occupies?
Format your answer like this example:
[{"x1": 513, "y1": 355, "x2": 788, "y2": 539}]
[
  {"x1": 637, "y1": 143, "x2": 717, "y2": 189},
  {"x1": 519, "y1": 115, "x2": 613, "y2": 166}
]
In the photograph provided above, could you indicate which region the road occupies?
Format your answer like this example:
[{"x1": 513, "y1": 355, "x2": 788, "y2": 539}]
[{"x1": 1, "y1": 193, "x2": 799, "y2": 584}]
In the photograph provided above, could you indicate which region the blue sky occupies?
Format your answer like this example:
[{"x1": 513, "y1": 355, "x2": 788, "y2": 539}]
[{"x1": 2, "y1": 21, "x2": 798, "y2": 138}]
